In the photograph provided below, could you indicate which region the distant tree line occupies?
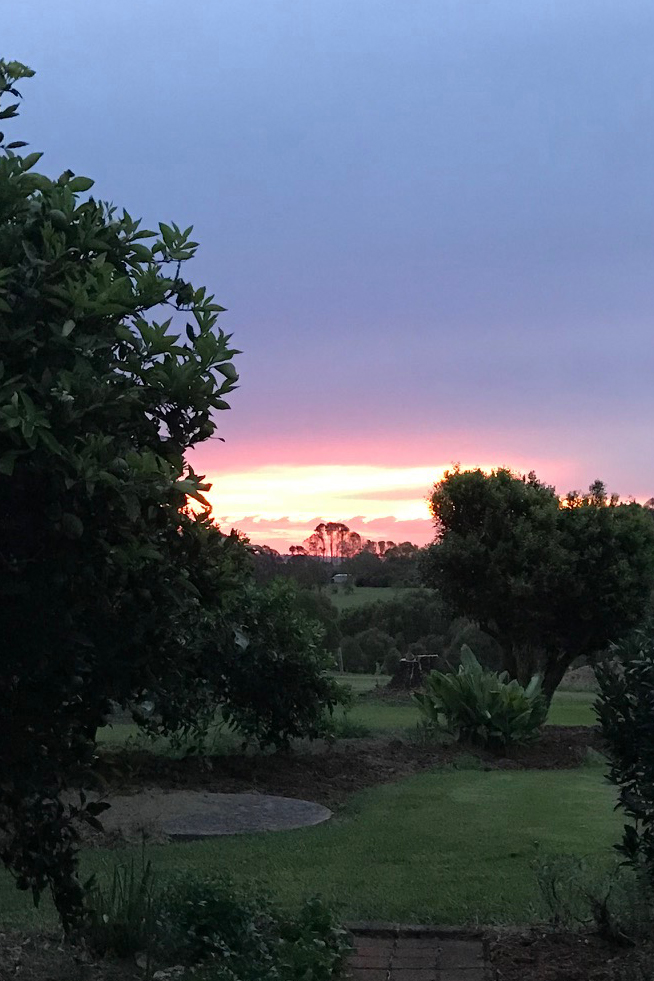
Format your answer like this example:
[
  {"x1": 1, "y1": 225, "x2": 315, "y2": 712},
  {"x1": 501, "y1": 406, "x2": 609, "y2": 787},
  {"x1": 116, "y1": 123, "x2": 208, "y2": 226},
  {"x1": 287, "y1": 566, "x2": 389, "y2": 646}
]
[{"x1": 250, "y1": 522, "x2": 423, "y2": 589}]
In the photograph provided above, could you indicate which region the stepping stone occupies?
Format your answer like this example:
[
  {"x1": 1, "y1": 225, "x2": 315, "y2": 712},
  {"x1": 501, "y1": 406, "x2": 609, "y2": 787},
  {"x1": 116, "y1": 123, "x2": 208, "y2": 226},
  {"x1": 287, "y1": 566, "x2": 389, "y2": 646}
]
[{"x1": 161, "y1": 792, "x2": 332, "y2": 838}]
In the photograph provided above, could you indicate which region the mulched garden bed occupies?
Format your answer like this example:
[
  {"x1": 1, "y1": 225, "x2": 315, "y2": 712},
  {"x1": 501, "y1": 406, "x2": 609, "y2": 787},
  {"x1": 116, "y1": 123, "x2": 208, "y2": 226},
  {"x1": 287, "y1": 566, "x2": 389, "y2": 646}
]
[
  {"x1": 0, "y1": 931, "x2": 138, "y2": 981},
  {"x1": 94, "y1": 727, "x2": 603, "y2": 810},
  {"x1": 488, "y1": 929, "x2": 651, "y2": 980},
  {"x1": 3, "y1": 927, "x2": 648, "y2": 981}
]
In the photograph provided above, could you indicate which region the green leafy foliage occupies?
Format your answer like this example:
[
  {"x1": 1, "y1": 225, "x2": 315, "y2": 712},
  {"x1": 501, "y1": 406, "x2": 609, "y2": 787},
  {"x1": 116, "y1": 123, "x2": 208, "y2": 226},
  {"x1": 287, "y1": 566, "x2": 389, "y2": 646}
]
[
  {"x1": 85, "y1": 863, "x2": 351, "y2": 981},
  {"x1": 596, "y1": 628, "x2": 654, "y2": 879},
  {"x1": 0, "y1": 60, "x2": 343, "y2": 928},
  {"x1": 421, "y1": 468, "x2": 654, "y2": 700},
  {"x1": 414, "y1": 646, "x2": 548, "y2": 749},
  {"x1": 534, "y1": 852, "x2": 654, "y2": 944}
]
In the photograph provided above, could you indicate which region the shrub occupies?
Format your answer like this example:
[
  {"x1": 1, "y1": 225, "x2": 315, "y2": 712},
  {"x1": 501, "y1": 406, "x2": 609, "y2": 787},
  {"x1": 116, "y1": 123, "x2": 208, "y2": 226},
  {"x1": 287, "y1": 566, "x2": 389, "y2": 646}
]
[
  {"x1": 382, "y1": 648, "x2": 402, "y2": 675},
  {"x1": 85, "y1": 863, "x2": 350, "y2": 980},
  {"x1": 413, "y1": 646, "x2": 547, "y2": 749},
  {"x1": 340, "y1": 635, "x2": 366, "y2": 672},
  {"x1": 534, "y1": 852, "x2": 654, "y2": 944},
  {"x1": 595, "y1": 628, "x2": 654, "y2": 877}
]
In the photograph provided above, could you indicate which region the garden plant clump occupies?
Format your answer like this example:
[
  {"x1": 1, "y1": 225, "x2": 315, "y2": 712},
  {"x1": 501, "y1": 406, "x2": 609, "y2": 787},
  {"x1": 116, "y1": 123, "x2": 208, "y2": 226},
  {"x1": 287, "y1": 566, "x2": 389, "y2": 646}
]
[
  {"x1": 414, "y1": 646, "x2": 548, "y2": 749},
  {"x1": 84, "y1": 858, "x2": 351, "y2": 981}
]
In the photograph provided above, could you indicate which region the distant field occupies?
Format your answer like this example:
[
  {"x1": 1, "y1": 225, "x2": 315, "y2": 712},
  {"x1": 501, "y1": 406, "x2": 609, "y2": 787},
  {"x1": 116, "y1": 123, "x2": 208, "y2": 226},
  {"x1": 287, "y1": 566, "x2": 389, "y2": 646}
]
[{"x1": 328, "y1": 585, "x2": 417, "y2": 611}]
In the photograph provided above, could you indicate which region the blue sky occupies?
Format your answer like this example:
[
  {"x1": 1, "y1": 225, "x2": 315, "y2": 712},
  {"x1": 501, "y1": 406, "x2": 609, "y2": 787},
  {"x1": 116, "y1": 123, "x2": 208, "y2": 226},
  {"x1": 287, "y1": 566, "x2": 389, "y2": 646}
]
[{"x1": 6, "y1": 1, "x2": 654, "y2": 545}]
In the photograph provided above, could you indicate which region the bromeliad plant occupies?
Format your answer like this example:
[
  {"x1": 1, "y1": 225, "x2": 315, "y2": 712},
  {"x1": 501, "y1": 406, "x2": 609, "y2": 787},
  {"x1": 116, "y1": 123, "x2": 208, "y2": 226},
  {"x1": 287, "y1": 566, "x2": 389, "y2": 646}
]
[{"x1": 413, "y1": 646, "x2": 548, "y2": 749}]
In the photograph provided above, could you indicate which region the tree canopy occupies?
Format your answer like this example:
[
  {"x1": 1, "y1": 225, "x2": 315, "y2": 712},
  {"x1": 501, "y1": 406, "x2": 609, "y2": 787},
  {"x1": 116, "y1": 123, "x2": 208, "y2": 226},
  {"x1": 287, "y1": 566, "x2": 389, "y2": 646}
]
[
  {"x1": 0, "y1": 60, "x2": 342, "y2": 927},
  {"x1": 421, "y1": 467, "x2": 654, "y2": 699}
]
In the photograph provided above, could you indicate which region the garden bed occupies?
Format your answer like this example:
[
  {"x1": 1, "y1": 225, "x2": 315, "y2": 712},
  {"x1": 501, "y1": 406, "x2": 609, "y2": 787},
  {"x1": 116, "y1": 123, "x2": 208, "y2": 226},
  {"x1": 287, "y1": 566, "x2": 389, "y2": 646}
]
[
  {"x1": 1, "y1": 927, "x2": 647, "y2": 981},
  {"x1": 94, "y1": 726, "x2": 603, "y2": 812},
  {"x1": 0, "y1": 930, "x2": 138, "y2": 981},
  {"x1": 488, "y1": 929, "x2": 648, "y2": 980}
]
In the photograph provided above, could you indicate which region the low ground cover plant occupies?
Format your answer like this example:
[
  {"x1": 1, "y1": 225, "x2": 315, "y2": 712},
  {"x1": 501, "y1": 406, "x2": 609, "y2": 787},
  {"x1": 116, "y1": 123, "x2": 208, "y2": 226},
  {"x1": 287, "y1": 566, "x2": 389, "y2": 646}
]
[
  {"x1": 85, "y1": 858, "x2": 350, "y2": 981},
  {"x1": 414, "y1": 646, "x2": 547, "y2": 749}
]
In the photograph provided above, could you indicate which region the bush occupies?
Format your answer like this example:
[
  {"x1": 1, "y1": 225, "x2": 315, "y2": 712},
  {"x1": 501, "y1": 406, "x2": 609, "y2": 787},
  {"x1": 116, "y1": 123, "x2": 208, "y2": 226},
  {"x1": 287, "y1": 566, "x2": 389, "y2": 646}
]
[
  {"x1": 355, "y1": 628, "x2": 397, "y2": 673},
  {"x1": 413, "y1": 646, "x2": 547, "y2": 749},
  {"x1": 339, "y1": 590, "x2": 446, "y2": 646},
  {"x1": 340, "y1": 635, "x2": 366, "y2": 672},
  {"x1": 382, "y1": 648, "x2": 402, "y2": 675},
  {"x1": 595, "y1": 628, "x2": 654, "y2": 876},
  {"x1": 85, "y1": 862, "x2": 351, "y2": 980},
  {"x1": 534, "y1": 852, "x2": 654, "y2": 944}
]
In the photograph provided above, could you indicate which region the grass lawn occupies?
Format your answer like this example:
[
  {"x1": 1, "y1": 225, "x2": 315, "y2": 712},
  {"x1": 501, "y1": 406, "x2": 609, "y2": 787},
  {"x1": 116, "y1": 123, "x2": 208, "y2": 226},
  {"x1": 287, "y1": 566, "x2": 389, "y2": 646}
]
[
  {"x1": 332, "y1": 671, "x2": 391, "y2": 693},
  {"x1": 328, "y1": 585, "x2": 415, "y2": 611},
  {"x1": 0, "y1": 767, "x2": 620, "y2": 929},
  {"x1": 96, "y1": 685, "x2": 597, "y2": 755},
  {"x1": 547, "y1": 691, "x2": 597, "y2": 727}
]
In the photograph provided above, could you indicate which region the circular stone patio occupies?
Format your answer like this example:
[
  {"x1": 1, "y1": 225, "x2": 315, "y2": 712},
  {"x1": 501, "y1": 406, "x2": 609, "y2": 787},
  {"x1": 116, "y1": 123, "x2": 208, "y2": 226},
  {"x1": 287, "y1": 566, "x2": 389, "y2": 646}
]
[{"x1": 90, "y1": 789, "x2": 331, "y2": 841}]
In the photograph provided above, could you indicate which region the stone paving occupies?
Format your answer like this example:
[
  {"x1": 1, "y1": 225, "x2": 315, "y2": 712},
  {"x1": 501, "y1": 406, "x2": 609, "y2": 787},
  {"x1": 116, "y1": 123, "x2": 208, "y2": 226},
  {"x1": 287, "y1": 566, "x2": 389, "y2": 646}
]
[{"x1": 347, "y1": 926, "x2": 488, "y2": 981}]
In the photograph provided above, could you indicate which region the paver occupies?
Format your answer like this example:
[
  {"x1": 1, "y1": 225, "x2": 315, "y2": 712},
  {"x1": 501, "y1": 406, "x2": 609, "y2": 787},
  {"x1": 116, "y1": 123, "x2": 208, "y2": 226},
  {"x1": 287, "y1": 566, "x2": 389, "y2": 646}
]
[
  {"x1": 348, "y1": 925, "x2": 488, "y2": 980},
  {"x1": 438, "y1": 941, "x2": 485, "y2": 970}
]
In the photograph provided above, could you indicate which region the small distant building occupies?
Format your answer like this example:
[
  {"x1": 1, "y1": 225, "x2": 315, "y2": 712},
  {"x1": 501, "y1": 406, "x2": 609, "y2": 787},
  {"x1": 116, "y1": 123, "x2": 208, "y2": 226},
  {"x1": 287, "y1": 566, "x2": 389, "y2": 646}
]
[{"x1": 332, "y1": 573, "x2": 348, "y2": 584}]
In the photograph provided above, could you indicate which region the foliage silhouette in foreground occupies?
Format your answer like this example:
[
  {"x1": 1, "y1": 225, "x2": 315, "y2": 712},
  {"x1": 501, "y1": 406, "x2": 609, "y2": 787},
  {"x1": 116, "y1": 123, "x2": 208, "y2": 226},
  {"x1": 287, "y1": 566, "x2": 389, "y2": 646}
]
[
  {"x1": 596, "y1": 627, "x2": 654, "y2": 881},
  {"x1": 0, "y1": 59, "x2": 343, "y2": 929},
  {"x1": 414, "y1": 645, "x2": 548, "y2": 749}
]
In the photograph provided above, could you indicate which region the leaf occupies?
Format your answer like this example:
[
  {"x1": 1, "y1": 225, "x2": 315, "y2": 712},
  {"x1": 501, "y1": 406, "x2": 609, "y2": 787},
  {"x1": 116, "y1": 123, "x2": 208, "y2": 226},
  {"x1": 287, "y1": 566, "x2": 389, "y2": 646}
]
[
  {"x1": 68, "y1": 176, "x2": 94, "y2": 192},
  {"x1": 217, "y1": 363, "x2": 238, "y2": 381},
  {"x1": 61, "y1": 320, "x2": 75, "y2": 337},
  {"x1": 6, "y1": 140, "x2": 28, "y2": 149},
  {"x1": 0, "y1": 450, "x2": 21, "y2": 476},
  {"x1": 61, "y1": 513, "x2": 84, "y2": 539},
  {"x1": 85, "y1": 801, "x2": 111, "y2": 816},
  {"x1": 158, "y1": 222, "x2": 175, "y2": 246}
]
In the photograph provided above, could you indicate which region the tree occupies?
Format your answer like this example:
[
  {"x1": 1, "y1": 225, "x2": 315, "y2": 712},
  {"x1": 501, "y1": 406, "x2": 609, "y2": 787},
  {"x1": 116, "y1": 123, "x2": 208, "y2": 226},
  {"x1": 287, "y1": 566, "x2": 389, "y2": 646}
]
[
  {"x1": 340, "y1": 530, "x2": 362, "y2": 558},
  {"x1": 303, "y1": 530, "x2": 326, "y2": 559},
  {"x1": 421, "y1": 468, "x2": 654, "y2": 701},
  {"x1": 249, "y1": 543, "x2": 283, "y2": 584},
  {"x1": 0, "y1": 61, "x2": 343, "y2": 928}
]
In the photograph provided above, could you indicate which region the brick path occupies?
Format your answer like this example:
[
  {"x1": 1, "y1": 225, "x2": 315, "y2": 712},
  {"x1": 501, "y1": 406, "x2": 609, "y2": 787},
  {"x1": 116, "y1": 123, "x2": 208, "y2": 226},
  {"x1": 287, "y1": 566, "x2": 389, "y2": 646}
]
[{"x1": 347, "y1": 926, "x2": 488, "y2": 981}]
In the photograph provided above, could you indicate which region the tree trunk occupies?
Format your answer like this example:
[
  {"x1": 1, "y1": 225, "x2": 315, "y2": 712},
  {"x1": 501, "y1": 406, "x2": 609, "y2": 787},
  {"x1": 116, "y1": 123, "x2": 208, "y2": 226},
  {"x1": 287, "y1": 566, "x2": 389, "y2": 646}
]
[
  {"x1": 388, "y1": 655, "x2": 444, "y2": 690},
  {"x1": 502, "y1": 646, "x2": 571, "y2": 705},
  {"x1": 541, "y1": 658, "x2": 571, "y2": 706}
]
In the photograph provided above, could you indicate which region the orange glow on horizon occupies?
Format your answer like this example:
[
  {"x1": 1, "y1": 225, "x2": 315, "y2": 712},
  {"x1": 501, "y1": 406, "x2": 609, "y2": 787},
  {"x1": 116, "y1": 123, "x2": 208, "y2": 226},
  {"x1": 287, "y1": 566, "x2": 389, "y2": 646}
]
[{"x1": 200, "y1": 461, "x2": 501, "y2": 550}]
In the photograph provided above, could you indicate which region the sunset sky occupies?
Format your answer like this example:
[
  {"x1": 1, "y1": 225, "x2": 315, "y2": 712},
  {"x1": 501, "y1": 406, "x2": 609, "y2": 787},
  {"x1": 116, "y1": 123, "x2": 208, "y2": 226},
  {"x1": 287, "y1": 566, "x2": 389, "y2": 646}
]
[{"x1": 7, "y1": 1, "x2": 654, "y2": 550}]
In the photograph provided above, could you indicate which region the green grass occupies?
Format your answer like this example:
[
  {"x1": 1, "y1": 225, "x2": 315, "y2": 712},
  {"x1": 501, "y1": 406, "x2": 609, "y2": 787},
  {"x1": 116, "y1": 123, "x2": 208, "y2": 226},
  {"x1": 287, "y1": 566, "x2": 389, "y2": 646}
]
[
  {"x1": 328, "y1": 585, "x2": 415, "y2": 611},
  {"x1": 0, "y1": 767, "x2": 620, "y2": 929},
  {"x1": 331, "y1": 672, "x2": 391, "y2": 694},
  {"x1": 96, "y1": 686, "x2": 597, "y2": 754},
  {"x1": 547, "y1": 691, "x2": 597, "y2": 727}
]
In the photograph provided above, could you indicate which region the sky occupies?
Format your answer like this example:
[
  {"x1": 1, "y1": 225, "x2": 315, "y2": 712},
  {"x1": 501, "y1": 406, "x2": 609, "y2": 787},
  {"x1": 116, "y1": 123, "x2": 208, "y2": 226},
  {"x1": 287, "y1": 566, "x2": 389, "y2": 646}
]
[{"x1": 6, "y1": 1, "x2": 654, "y2": 549}]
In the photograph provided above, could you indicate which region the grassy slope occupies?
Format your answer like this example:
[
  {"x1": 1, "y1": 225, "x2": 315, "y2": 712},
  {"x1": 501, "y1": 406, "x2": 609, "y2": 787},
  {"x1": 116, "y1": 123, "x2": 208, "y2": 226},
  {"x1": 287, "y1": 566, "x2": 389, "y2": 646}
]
[{"x1": 0, "y1": 767, "x2": 619, "y2": 929}]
